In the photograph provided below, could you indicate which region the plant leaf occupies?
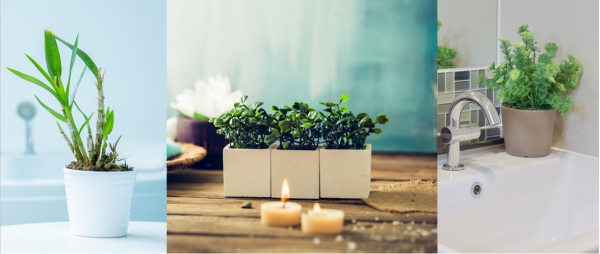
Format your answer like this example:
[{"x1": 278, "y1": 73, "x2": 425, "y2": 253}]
[
  {"x1": 25, "y1": 54, "x2": 58, "y2": 92},
  {"x1": 193, "y1": 112, "x2": 209, "y2": 121},
  {"x1": 78, "y1": 112, "x2": 95, "y2": 134},
  {"x1": 7, "y1": 68, "x2": 65, "y2": 105},
  {"x1": 35, "y1": 95, "x2": 66, "y2": 122},
  {"x1": 339, "y1": 93, "x2": 349, "y2": 103},
  {"x1": 301, "y1": 122, "x2": 313, "y2": 128},
  {"x1": 67, "y1": 33, "x2": 79, "y2": 96},
  {"x1": 49, "y1": 31, "x2": 99, "y2": 77},
  {"x1": 44, "y1": 30, "x2": 62, "y2": 79},
  {"x1": 374, "y1": 114, "x2": 390, "y2": 125},
  {"x1": 103, "y1": 109, "x2": 115, "y2": 136},
  {"x1": 69, "y1": 66, "x2": 87, "y2": 109}
]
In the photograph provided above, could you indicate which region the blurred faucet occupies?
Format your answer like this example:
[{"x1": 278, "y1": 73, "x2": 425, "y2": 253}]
[
  {"x1": 17, "y1": 102, "x2": 36, "y2": 155},
  {"x1": 440, "y1": 91, "x2": 501, "y2": 171}
]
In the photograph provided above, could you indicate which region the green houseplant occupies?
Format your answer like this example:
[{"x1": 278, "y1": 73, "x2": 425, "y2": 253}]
[
  {"x1": 477, "y1": 25, "x2": 583, "y2": 157},
  {"x1": 7, "y1": 29, "x2": 136, "y2": 237},
  {"x1": 213, "y1": 93, "x2": 389, "y2": 199},
  {"x1": 438, "y1": 20, "x2": 457, "y2": 69},
  {"x1": 211, "y1": 96, "x2": 276, "y2": 197}
]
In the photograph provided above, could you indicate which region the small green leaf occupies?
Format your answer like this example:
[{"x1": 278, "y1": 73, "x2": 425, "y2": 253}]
[
  {"x1": 193, "y1": 112, "x2": 209, "y2": 121},
  {"x1": 374, "y1": 114, "x2": 390, "y2": 125},
  {"x1": 25, "y1": 54, "x2": 57, "y2": 91},
  {"x1": 291, "y1": 130, "x2": 300, "y2": 138},
  {"x1": 339, "y1": 93, "x2": 349, "y2": 103},
  {"x1": 271, "y1": 128, "x2": 281, "y2": 137},
  {"x1": 373, "y1": 128, "x2": 382, "y2": 135},
  {"x1": 271, "y1": 105, "x2": 279, "y2": 111},
  {"x1": 35, "y1": 95, "x2": 66, "y2": 122},
  {"x1": 278, "y1": 120, "x2": 292, "y2": 132},
  {"x1": 234, "y1": 102, "x2": 241, "y2": 108},
  {"x1": 240, "y1": 95, "x2": 248, "y2": 103},
  {"x1": 265, "y1": 134, "x2": 277, "y2": 145},
  {"x1": 357, "y1": 113, "x2": 368, "y2": 119},
  {"x1": 103, "y1": 109, "x2": 115, "y2": 136},
  {"x1": 325, "y1": 102, "x2": 335, "y2": 107},
  {"x1": 282, "y1": 141, "x2": 289, "y2": 150},
  {"x1": 336, "y1": 116, "x2": 353, "y2": 125},
  {"x1": 67, "y1": 33, "x2": 79, "y2": 94},
  {"x1": 214, "y1": 118, "x2": 225, "y2": 127},
  {"x1": 301, "y1": 122, "x2": 313, "y2": 128},
  {"x1": 252, "y1": 101, "x2": 264, "y2": 109}
]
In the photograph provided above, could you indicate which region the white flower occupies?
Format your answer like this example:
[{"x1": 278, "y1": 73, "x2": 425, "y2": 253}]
[{"x1": 171, "y1": 73, "x2": 243, "y2": 119}]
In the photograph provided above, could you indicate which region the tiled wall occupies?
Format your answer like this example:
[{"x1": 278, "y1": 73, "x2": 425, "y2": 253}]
[{"x1": 437, "y1": 67, "x2": 503, "y2": 149}]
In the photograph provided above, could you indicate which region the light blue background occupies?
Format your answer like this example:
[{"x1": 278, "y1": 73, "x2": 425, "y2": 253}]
[
  {"x1": 167, "y1": 0, "x2": 437, "y2": 153},
  {"x1": 1, "y1": 0, "x2": 166, "y2": 225}
]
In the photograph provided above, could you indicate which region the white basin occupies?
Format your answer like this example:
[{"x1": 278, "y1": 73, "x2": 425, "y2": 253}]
[{"x1": 438, "y1": 146, "x2": 599, "y2": 253}]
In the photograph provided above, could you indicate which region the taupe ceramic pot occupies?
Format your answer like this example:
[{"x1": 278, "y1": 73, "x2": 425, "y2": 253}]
[{"x1": 501, "y1": 106, "x2": 556, "y2": 157}]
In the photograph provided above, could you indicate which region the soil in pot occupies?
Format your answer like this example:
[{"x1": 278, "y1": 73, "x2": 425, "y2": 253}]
[{"x1": 501, "y1": 105, "x2": 556, "y2": 157}]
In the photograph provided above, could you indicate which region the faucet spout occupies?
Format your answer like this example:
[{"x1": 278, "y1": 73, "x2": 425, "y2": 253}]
[{"x1": 441, "y1": 91, "x2": 501, "y2": 171}]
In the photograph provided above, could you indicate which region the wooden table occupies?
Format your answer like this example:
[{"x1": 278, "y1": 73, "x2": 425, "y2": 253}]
[
  {"x1": 0, "y1": 222, "x2": 166, "y2": 253},
  {"x1": 167, "y1": 153, "x2": 437, "y2": 253}
]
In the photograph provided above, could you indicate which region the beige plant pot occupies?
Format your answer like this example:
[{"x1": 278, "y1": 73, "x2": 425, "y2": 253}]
[
  {"x1": 501, "y1": 106, "x2": 556, "y2": 158},
  {"x1": 319, "y1": 144, "x2": 371, "y2": 199},
  {"x1": 223, "y1": 144, "x2": 275, "y2": 197},
  {"x1": 271, "y1": 144, "x2": 321, "y2": 199}
]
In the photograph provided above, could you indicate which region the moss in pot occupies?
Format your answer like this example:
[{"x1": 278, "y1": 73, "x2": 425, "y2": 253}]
[
  {"x1": 477, "y1": 24, "x2": 583, "y2": 157},
  {"x1": 7, "y1": 29, "x2": 136, "y2": 237}
]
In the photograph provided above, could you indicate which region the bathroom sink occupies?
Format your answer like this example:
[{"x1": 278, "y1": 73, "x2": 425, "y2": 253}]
[{"x1": 438, "y1": 146, "x2": 599, "y2": 253}]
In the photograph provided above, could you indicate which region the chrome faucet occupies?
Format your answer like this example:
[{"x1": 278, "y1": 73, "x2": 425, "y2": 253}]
[
  {"x1": 440, "y1": 91, "x2": 501, "y2": 171},
  {"x1": 17, "y1": 101, "x2": 36, "y2": 155}
]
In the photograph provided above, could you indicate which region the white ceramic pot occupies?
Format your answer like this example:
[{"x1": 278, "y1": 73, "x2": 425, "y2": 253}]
[
  {"x1": 320, "y1": 144, "x2": 371, "y2": 199},
  {"x1": 271, "y1": 144, "x2": 321, "y2": 199},
  {"x1": 63, "y1": 168, "x2": 137, "y2": 238},
  {"x1": 223, "y1": 144, "x2": 275, "y2": 197}
]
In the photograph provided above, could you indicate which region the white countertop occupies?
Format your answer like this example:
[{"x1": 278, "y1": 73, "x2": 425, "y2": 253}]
[{"x1": 0, "y1": 221, "x2": 166, "y2": 253}]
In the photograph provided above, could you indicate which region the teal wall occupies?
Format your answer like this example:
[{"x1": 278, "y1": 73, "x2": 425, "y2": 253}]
[{"x1": 167, "y1": 0, "x2": 437, "y2": 153}]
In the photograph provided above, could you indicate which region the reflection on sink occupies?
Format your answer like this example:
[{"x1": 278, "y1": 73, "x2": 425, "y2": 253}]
[
  {"x1": 438, "y1": 146, "x2": 599, "y2": 253},
  {"x1": 1, "y1": 141, "x2": 166, "y2": 226}
]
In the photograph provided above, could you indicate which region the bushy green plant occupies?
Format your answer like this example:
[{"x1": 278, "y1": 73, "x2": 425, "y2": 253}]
[
  {"x1": 320, "y1": 93, "x2": 389, "y2": 149},
  {"x1": 266, "y1": 102, "x2": 323, "y2": 150},
  {"x1": 210, "y1": 96, "x2": 273, "y2": 149},
  {"x1": 438, "y1": 20, "x2": 457, "y2": 69},
  {"x1": 477, "y1": 25, "x2": 583, "y2": 115},
  {"x1": 7, "y1": 29, "x2": 131, "y2": 171},
  {"x1": 213, "y1": 94, "x2": 389, "y2": 151}
]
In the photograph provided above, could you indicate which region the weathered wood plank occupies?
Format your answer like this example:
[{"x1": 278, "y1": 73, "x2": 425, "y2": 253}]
[
  {"x1": 167, "y1": 197, "x2": 437, "y2": 223},
  {"x1": 168, "y1": 234, "x2": 437, "y2": 253},
  {"x1": 167, "y1": 215, "x2": 437, "y2": 253}
]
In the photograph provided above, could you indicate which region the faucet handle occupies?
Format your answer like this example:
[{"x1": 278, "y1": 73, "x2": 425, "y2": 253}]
[{"x1": 440, "y1": 126, "x2": 481, "y2": 144}]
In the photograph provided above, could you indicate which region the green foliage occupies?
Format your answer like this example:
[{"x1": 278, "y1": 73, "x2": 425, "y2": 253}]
[
  {"x1": 213, "y1": 93, "x2": 389, "y2": 151},
  {"x1": 7, "y1": 29, "x2": 129, "y2": 171},
  {"x1": 437, "y1": 20, "x2": 457, "y2": 69},
  {"x1": 477, "y1": 24, "x2": 583, "y2": 115},
  {"x1": 320, "y1": 93, "x2": 389, "y2": 149},
  {"x1": 267, "y1": 101, "x2": 323, "y2": 150},
  {"x1": 210, "y1": 96, "x2": 273, "y2": 149}
]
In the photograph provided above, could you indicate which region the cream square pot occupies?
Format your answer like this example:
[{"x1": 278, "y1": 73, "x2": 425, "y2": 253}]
[
  {"x1": 271, "y1": 144, "x2": 321, "y2": 199},
  {"x1": 319, "y1": 144, "x2": 371, "y2": 199},
  {"x1": 223, "y1": 144, "x2": 275, "y2": 197}
]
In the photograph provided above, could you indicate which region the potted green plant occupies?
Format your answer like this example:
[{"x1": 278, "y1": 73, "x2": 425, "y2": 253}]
[
  {"x1": 318, "y1": 93, "x2": 389, "y2": 198},
  {"x1": 265, "y1": 101, "x2": 323, "y2": 199},
  {"x1": 7, "y1": 30, "x2": 135, "y2": 237},
  {"x1": 438, "y1": 20, "x2": 457, "y2": 69},
  {"x1": 477, "y1": 25, "x2": 583, "y2": 157},
  {"x1": 171, "y1": 74, "x2": 242, "y2": 168},
  {"x1": 210, "y1": 96, "x2": 275, "y2": 197}
]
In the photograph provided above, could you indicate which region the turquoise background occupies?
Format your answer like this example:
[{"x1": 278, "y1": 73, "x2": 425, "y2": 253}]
[{"x1": 167, "y1": 0, "x2": 437, "y2": 153}]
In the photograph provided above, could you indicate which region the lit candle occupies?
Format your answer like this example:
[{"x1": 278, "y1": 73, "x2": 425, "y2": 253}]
[
  {"x1": 260, "y1": 178, "x2": 302, "y2": 226},
  {"x1": 301, "y1": 203, "x2": 345, "y2": 234}
]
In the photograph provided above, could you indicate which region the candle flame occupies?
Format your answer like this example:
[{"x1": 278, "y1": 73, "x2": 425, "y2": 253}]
[
  {"x1": 313, "y1": 202, "x2": 321, "y2": 214},
  {"x1": 281, "y1": 178, "x2": 290, "y2": 202}
]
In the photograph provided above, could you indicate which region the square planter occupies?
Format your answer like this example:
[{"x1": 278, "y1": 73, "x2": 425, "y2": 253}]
[
  {"x1": 319, "y1": 144, "x2": 371, "y2": 199},
  {"x1": 271, "y1": 144, "x2": 321, "y2": 199},
  {"x1": 223, "y1": 144, "x2": 275, "y2": 197}
]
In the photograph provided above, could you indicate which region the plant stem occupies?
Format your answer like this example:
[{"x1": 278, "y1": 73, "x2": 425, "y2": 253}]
[
  {"x1": 58, "y1": 123, "x2": 79, "y2": 160},
  {"x1": 94, "y1": 68, "x2": 105, "y2": 157},
  {"x1": 64, "y1": 107, "x2": 89, "y2": 164}
]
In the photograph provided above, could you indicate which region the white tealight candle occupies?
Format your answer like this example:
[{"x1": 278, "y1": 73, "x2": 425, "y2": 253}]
[
  {"x1": 301, "y1": 203, "x2": 345, "y2": 234},
  {"x1": 261, "y1": 178, "x2": 302, "y2": 226}
]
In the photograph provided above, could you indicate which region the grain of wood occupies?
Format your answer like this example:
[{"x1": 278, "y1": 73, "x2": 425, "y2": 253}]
[{"x1": 166, "y1": 153, "x2": 436, "y2": 253}]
